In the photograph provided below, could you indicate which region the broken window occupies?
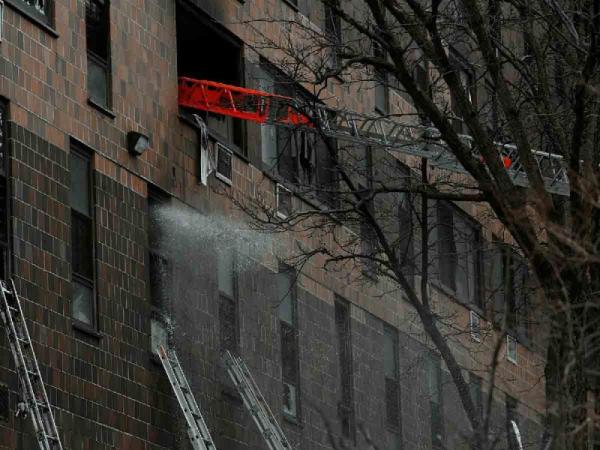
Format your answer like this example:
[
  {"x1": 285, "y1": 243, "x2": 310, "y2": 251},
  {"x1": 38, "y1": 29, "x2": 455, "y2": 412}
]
[
  {"x1": 259, "y1": 63, "x2": 338, "y2": 205},
  {"x1": 426, "y1": 353, "x2": 444, "y2": 449},
  {"x1": 177, "y1": 3, "x2": 245, "y2": 153},
  {"x1": 70, "y1": 146, "x2": 96, "y2": 329},
  {"x1": 86, "y1": 0, "x2": 111, "y2": 108},
  {"x1": 278, "y1": 264, "x2": 300, "y2": 418},
  {"x1": 384, "y1": 325, "x2": 401, "y2": 432},
  {"x1": 335, "y1": 297, "x2": 355, "y2": 440},
  {"x1": 218, "y1": 248, "x2": 238, "y2": 354}
]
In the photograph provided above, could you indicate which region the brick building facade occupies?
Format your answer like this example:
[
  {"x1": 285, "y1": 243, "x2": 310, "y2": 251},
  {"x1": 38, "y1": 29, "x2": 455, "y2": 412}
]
[{"x1": 0, "y1": 0, "x2": 546, "y2": 448}]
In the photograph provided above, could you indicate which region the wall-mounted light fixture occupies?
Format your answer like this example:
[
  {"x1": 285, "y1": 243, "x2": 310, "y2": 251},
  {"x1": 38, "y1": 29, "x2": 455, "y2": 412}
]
[{"x1": 127, "y1": 131, "x2": 150, "y2": 156}]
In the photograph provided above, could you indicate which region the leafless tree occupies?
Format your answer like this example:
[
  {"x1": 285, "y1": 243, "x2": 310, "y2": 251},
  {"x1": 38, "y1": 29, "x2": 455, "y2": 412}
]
[{"x1": 218, "y1": 0, "x2": 600, "y2": 449}]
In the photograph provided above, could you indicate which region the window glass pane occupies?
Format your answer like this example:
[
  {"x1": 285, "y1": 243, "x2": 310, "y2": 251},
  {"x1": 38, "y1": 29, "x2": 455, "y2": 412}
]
[
  {"x1": 437, "y1": 202, "x2": 456, "y2": 290},
  {"x1": 217, "y1": 249, "x2": 234, "y2": 298},
  {"x1": 277, "y1": 271, "x2": 294, "y2": 325},
  {"x1": 86, "y1": 0, "x2": 109, "y2": 59},
  {"x1": 71, "y1": 153, "x2": 90, "y2": 215},
  {"x1": 386, "y1": 430, "x2": 403, "y2": 450},
  {"x1": 427, "y1": 355, "x2": 440, "y2": 404},
  {"x1": 88, "y1": 58, "x2": 109, "y2": 107},
  {"x1": 151, "y1": 319, "x2": 168, "y2": 356},
  {"x1": 384, "y1": 327, "x2": 397, "y2": 379},
  {"x1": 71, "y1": 213, "x2": 94, "y2": 280},
  {"x1": 282, "y1": 382, "x2": 297, "y2": 417},
  {"x1": 72, "y1": 280, "x2": 93, "y2": 325}
]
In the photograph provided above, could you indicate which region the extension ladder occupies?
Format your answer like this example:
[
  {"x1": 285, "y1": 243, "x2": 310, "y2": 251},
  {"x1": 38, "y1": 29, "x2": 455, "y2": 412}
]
[
  {"x1": 178, "y1": 77, "x2": 570, "y2": 196},
  {"x1": 222, "y1": 350, "x2": 292, "y2": 450},
  {"x1": 157, "y1": 345, "x2": 217, "y2": 450},
  {"x1": 0, "y1": 279, "x2": 63, "y2": 450}
]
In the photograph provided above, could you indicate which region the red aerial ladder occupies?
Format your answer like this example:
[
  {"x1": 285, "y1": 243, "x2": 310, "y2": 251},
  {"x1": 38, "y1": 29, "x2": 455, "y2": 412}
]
[{"x1": 178, "y1": 77, "x2": 569, "y2": 196}]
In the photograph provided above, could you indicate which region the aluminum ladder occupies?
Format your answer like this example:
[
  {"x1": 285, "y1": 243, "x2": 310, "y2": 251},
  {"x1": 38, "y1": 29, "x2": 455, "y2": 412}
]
[
  {"x1": 0, "y1": 278, "x2": 63, "y2": 450},
  {"x1": 157, "y1": 345, "x2": 217, "y2": 450},
  {"x1": 222, "y1": 350, "x2": 292, "y2": 450}
]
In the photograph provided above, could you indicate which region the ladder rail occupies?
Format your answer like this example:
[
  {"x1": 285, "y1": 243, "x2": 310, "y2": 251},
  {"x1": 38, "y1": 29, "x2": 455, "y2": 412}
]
[
  {"x1": 222, "y1": 351, "x2": 292, "y2": 450},
  {"x1": 157, "y1": 345, "x2": 216, "y2": 450},
  {"x1": 0, "y1": 279, "x2": 63, "y2": 450}
]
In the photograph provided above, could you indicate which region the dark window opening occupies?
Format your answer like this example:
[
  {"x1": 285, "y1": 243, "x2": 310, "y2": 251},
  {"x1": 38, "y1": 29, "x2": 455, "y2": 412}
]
[
  {"x1": 373, "y1": 36, "x2": 388, "y2": 114},
  {"x1": 86, "y1": 0, "x2": 111, "y2": 108},
  {"x1": 470, "y1": 374, "x2": 483, "y2": 421},
  {"x1": 278, "y1": 264, "x2": 300, "y2": 419},
  {"x1": 427, "y1": 353, "x2": 444, "y2": 449},
  {"x1": 70, "y1": 146, "x2": 96, "y2": 329},
  {"x1": 384, "y1": 325, "x2": 401, "y2": 434},
  {"x1": 176, "y1": 4, "x2": 245, "y2": 153},
  {"x1": 335, "y1": 298, "x2": 355, "y2": 441}
]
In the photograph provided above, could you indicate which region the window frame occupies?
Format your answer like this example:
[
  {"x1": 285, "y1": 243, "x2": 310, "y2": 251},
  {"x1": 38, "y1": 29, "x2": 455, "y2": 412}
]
[
  {"x1": 85, "y1": 0, "x2": 112, "y2": 111},
  {"x1": 383, "y1": 324, "x2": 402, "y2": 434},
  {"x1": 435, "y1": 201, "x2": 483, "y2": 309},
  {"x1": 335, "y1": 296, "x2": 356, "y2": 441},
  {"x1": 70, "y1": 143, "x2": 98, "y2": 333},
  {"x1": 278, "y1": 264, "x2": 301, "y2": 422}
]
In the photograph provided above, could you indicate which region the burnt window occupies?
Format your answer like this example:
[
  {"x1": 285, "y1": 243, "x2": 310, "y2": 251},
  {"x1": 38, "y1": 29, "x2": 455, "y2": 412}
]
[
  {"x1": 384, "y1": 325, "x2": 401, "y2": 433},
  {"x1": 258, "y1": 64, "x2": 338, "y2": 205},
  {"x1": 177, "y1": 4, "x2": 246, "y2": 153},
  {"x1": 335, "y1": 298, "x2": 355, "y2": 440},
  {"x1": 278, "y1": 264, "x2": 300, "y2": 419},
  {"x1": 70, "y1": 146, "x2": 96, "y2": 329},
  {"x1": 435, "y1": 201, "x2": 482, "y2": 308},
  {"x1": 426, "y1": 353, "x2": 444, "y2": 449},
  {"x1": 218, "y1": 248, "x2": 238, "y2": 354},
  {"x1": 86, "y1": 0, "x2": 111, "y2": 108}
]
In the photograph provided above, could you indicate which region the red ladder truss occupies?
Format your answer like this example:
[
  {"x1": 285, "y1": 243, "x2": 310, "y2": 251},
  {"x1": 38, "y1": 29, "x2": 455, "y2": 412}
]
[{"x1": 178, "y1": 77, "x2": 311, "y2": 126}]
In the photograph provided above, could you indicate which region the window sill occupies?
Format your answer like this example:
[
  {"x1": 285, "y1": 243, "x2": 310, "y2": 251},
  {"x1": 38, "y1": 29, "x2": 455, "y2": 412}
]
[
  {"x1": 72, "y1": 320, "x2": 102, "y2": 339},
  {"x1": 88, "y1": 98, "x2": 116, "y2": 119},
  {"x1": 4, "y1": 0, "x2": 58, "y2": 37}
]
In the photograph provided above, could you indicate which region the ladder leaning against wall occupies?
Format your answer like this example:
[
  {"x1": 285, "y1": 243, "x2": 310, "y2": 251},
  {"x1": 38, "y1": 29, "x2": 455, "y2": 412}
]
[
  {"x1": 158, "y1": 345, "x2": 293, "y2": 450},
  {"x1": 0, "y1": 278, "x2": 64, "y2": 450}
]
